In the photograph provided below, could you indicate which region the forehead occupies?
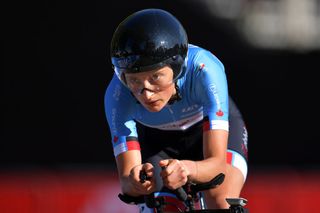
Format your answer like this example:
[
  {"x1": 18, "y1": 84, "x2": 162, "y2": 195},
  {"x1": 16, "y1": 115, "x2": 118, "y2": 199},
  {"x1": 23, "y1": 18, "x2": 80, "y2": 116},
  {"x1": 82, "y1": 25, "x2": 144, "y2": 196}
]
[{"x1": 125, "y1": 66, "x2": 172, "y2": 77}]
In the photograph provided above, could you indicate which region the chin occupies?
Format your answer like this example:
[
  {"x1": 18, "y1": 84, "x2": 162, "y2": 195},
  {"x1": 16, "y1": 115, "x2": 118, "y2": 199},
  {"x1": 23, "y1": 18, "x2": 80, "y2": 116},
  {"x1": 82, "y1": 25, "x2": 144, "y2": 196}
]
[{"x1": 144, "y1": 104, "x2": 165, "y2": 112}]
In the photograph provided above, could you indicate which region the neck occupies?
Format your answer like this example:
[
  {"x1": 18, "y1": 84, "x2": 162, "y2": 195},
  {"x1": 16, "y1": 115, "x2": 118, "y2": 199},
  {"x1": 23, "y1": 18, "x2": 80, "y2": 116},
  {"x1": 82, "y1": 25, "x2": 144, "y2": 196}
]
[{"x1": 168, "y1": 83, "x2": 181, "y2": 105}]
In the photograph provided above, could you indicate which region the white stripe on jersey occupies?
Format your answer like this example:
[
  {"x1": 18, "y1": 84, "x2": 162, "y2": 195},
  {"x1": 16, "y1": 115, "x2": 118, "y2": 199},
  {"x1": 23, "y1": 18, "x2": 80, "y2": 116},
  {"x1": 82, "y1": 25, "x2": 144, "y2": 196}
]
[{"x1": 137, "y1": 111, "x2": 203, "y2": 130}]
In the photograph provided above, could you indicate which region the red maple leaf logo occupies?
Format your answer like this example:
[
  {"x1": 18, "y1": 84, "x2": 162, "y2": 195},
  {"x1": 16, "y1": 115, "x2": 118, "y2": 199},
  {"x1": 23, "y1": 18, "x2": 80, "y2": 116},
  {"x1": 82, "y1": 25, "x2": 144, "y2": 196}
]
[
  {"x1": 199, "y1": 63, "x2": 205, "y2": 70},
  {"x1": 216, "y1": 110, "x2": 224, "y2": 117}
]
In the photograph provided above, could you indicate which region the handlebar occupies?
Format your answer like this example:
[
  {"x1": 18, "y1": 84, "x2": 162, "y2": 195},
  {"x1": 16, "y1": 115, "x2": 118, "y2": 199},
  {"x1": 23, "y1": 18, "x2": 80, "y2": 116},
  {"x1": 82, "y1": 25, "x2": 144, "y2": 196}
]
[
  {"x1": 118, "y1": 173, "x2": 225, "y2": 205},
  {"x1": 139, "y1": 168, "x2": 188, "y2": 208},
  {"x1": 189, "y1": 173, "x2": 225, "y2": 194},
  {"x1": 118, "y1": 172, "x2": 249, "y2": 212}
]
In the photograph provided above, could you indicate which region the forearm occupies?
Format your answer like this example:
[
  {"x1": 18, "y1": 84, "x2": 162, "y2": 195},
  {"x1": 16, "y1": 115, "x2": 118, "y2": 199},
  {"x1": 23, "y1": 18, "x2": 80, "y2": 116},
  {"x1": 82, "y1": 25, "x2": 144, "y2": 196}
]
[
  {"x1": 185, "y1": 129, "x2": 228, "y2": 183},
  {"x1": 116, "y1": 150, "x2": 142, "y2": 195}
]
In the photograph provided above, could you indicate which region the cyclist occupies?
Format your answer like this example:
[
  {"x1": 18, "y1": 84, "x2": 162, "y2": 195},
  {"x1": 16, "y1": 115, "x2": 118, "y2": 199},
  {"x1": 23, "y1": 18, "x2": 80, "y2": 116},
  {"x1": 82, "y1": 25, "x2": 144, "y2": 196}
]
[{"x1": 105, "y1": 8, "x2": 248, "y2": 212}]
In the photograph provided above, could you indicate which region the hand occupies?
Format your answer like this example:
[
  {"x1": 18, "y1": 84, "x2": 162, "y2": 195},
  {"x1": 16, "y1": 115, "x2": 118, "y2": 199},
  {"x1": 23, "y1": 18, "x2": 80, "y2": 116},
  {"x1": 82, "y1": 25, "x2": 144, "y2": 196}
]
[
  {"x1": 127, "y1": 163, "x2": 156, "y2": 196},
  {"x1": 159, "y1": 159, "x2": 189, "y2": 190}
]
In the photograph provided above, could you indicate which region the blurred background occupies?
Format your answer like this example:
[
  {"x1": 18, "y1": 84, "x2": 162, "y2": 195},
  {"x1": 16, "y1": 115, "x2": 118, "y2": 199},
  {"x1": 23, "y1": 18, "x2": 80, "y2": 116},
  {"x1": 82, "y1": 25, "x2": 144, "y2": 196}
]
[{"x1": 2, "y1": 0, "x2": 320, "y2": 212}]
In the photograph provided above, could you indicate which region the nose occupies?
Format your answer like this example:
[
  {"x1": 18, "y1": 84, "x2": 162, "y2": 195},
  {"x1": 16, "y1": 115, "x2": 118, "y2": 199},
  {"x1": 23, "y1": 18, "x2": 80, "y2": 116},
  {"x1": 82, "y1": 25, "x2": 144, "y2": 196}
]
[
  {"x1": 141, "y1": 78, "x2": 153, "y2": 89},
  {"x1": 140, "y1": 88, "x2": 154, "y2": 99},
  {"x1": 138, "y1": 79, "x2": 154, "y2": 96}
]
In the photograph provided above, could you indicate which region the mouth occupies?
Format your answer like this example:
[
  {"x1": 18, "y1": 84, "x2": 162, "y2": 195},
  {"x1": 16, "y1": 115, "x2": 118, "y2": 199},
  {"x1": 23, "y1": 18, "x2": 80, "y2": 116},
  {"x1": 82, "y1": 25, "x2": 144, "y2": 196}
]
[{"x1": 145, "y1": 100, "x2": 160, "y2": 106}]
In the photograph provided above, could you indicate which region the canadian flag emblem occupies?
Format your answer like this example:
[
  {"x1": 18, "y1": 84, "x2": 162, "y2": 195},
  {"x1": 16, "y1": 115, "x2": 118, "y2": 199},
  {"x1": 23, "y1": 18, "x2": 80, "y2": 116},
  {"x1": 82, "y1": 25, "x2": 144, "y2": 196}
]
[
  {"x1": 199, "y1": 63, "x2": 205, "y2": 70},
  {"x1": 216, "y1": 110, "x2": 224, "y2": 117}
]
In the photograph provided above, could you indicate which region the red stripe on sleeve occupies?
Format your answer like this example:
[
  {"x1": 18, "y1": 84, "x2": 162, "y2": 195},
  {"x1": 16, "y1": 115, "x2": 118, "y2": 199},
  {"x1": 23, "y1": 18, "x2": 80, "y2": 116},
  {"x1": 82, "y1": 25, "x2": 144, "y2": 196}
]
[
  {"x1": 126, "y1": 141, "x2": 141, "y2": 151},
  {"x1": 203, "y1": 120, "x2": 210, "y2": 131},
  {"x1": 226, "y1": 151, "x2": 233, "y2": 164}
]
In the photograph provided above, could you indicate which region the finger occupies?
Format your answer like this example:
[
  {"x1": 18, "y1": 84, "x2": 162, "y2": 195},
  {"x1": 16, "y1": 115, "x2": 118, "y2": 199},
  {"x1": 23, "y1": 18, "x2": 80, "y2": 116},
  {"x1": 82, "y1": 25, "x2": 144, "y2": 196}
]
[
  {"x1": 159, "y1": 159, "x2": 170, "y2": 168},
  {"x1": 131, "y1": 180, "x2": 147, "y2": 194},
  {"x1": 130, "y1": 166, "x2": 143, "y2": 182},
  {"x1": 143, "y1": 162, "x2": 153, "y2": 170},
  {"x1": 132, "y1": 180, "x2": 152, "y2": 194},
  {"x1": 143, "y1": 163, "x2": 154, "y2": 177},
  {"x1": 142, "y1": 180, "x2": 157, "y2": 194},
  {"x1": 160, "y1": 166, "x2": 174, "y2": 178},
  {"x1": 162, "y1": 159, "x2": 179, "y2": 176},
  {"x1": 141, "y1": 183, "x2": 155, "y2": 194}
]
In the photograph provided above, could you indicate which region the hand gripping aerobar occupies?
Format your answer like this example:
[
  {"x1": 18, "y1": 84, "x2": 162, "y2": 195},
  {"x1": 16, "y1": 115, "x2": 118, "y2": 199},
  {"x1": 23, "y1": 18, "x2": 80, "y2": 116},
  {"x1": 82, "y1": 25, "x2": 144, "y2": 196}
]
[{"x1": 118, "y1": 172, "x2": 225, "y2": 207}]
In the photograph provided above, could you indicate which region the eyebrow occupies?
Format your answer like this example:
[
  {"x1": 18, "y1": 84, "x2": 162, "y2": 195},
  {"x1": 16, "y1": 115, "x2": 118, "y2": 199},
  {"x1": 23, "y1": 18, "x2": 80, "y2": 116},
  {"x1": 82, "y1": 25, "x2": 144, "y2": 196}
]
[{"x1": 127, "y1": 69, "x2": 164, "y2": 77}]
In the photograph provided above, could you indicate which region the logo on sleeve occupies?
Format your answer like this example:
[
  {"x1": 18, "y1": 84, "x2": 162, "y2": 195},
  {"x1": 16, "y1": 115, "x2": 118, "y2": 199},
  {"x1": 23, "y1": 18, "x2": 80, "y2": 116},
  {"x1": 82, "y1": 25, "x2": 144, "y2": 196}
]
[
  {"x1": 113, "y1": 136, "x2": 119, "y2": 143},
  {"x1": 216, "y1": 110, "x2": 224, "y2": 117},
  {"x1": 199, "y1": 63, "x2": 205, "y2": 70}
]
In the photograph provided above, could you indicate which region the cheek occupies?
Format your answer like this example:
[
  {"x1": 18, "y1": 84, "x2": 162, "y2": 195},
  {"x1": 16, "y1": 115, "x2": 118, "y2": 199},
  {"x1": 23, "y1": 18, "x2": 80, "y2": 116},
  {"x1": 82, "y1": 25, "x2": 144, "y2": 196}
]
[
  {"x1": 163, "y1": 91, "x2": 172, "y2": 101},
  {"x1": 161, "y1": 86, "x2": 175, "y2": 101}
]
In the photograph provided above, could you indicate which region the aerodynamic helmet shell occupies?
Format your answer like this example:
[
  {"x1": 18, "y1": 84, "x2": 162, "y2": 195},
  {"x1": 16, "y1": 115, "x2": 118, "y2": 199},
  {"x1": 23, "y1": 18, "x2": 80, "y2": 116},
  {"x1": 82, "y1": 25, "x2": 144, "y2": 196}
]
[{"x1": 110, "y1": 8, "x2": 188, "y2": 84}]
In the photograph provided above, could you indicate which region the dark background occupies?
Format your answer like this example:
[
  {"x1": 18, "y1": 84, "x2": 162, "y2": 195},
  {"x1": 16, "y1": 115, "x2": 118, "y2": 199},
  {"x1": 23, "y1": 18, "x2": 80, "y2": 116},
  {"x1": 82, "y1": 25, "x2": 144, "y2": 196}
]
[{"x1": 2, "y1": 0, "x2": 319, "y2": 171}]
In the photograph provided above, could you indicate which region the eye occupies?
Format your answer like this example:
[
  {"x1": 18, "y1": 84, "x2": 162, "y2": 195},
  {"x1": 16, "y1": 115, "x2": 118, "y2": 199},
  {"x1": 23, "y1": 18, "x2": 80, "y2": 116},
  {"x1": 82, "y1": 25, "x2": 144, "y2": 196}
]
[
  {"x1": 151, "y1": 73, "x2": 161, "y2": 81},
  {"x1": 127, "y1": 77, "x2": 141, "y2": 85}
]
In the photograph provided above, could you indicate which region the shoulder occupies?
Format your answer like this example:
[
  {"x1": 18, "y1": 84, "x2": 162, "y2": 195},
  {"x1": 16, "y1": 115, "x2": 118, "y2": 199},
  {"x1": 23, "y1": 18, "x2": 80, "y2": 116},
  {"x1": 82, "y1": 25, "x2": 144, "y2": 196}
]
[
  {"x1": 187, "y1": 44, "x2": 224, "y2": 72},
  {"x1": 184, "y1": 44, "x2": 225, "y2": 83},
  {"x1": 179, "y1": 44, "x2": 228, "y2": 103}
]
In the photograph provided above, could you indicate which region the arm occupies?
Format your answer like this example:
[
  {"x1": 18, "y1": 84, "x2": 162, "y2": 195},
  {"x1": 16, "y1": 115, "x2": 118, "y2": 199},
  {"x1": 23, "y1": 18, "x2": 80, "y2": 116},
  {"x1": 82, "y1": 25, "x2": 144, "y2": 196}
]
[
  {"x1": 183, "y1": 129, "x2": 228, "y2": 183},
  {"x1": 105, "y1": 76, "x2": 156, "y2": 196},
  {"x1": 160, "y1": 48, "x2": 229, "y2": 188},
  {"x1": 159, "y1": 129, "x2": 228, "y2": 188},
  {"x1": 186, "y1": 49, "x2": 228, "y2": 183}
]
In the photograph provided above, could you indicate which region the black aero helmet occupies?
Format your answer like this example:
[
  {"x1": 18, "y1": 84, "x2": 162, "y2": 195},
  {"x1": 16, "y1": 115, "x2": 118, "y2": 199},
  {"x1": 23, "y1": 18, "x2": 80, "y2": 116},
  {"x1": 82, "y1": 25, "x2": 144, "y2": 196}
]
[{"x1": 111, "y1": 8, "x2": 188, "y2": 85}]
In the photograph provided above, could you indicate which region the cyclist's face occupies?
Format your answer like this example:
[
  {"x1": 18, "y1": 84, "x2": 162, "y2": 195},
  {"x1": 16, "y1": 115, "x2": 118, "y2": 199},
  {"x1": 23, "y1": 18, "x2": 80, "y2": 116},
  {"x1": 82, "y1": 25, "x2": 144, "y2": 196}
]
[{"x1": 125, "y1": 66, "x2": 176, "y2": 112}]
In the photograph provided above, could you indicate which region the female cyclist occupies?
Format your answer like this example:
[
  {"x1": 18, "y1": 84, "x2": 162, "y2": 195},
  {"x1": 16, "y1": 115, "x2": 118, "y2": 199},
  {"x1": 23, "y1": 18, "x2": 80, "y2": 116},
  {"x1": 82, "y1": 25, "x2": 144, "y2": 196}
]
[{"x1": 105, "y1": 8, "x2": 248, "y2": 212}]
